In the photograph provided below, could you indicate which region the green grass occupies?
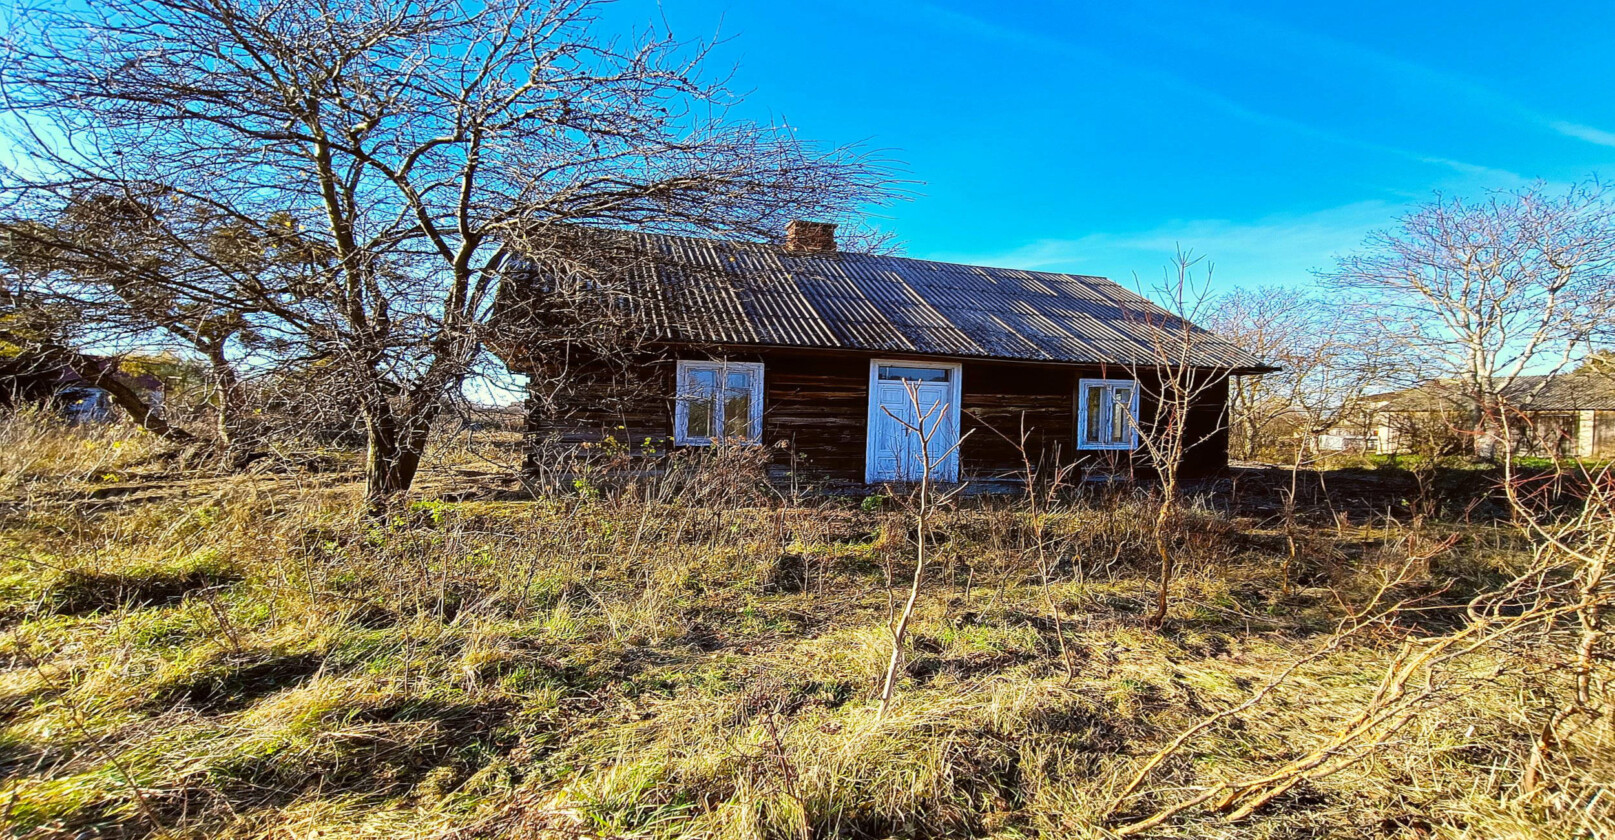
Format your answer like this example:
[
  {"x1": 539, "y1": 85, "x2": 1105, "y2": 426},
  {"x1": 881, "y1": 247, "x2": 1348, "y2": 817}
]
[
  {"x1": 1344, "y1": 451, "x2": 1611, "y2": 474},
  {"x1": 0, "y1": 415, "x2": 1606, "y2": 839}
]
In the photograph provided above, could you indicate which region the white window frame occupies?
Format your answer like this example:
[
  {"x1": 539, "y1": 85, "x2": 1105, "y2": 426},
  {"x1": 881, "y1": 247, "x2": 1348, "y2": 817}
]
[
  {"x1": 1076, "y1": 378, "x2": 1140, "y2": 450},
  {"x1": 673, "y1": 360, "x2": 765, "y2": 446}
]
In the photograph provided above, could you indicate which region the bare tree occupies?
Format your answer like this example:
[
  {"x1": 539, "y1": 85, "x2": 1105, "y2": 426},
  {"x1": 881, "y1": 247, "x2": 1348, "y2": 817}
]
[
  {"x1": 875, "y1": 380, "x2": 968, "y2": 722},
  {"x1": 1203, "y1": 288, "x2": 1311, "y2": 462},
  {"x1": 0, "y1": 0, "x2": 894, "y2": 507},
  {"x1": 1206, "y1": 287, "x2": 1396, "y2": 463},
  {"x1": 1127, "y1": 251, "x2": 1234, "y2": 630},
  {"x1": 1208, "y1": 287, "x2": 1402, "y2": 585},
  {"x1": 0, "y1": 188, "x2": 320, "y2": 462},
  {"x1": 1320, "y1": 182, "x2": 1615, "y2": 458}
]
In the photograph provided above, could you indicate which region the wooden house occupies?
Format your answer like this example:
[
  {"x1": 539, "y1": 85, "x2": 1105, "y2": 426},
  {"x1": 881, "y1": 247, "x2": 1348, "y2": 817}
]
[
  {"x1": 491, "y1": 222, "x2": 1272, "y2": 486},
  {"x1": 1365, "y1": 374, "x2": 1615, "y2": 459}
]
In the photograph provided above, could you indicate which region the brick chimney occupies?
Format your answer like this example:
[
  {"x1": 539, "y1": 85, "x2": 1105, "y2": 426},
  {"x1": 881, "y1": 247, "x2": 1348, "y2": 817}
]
[{"x1": 785, "y1": 220, "x2": 837, "y2": 254}]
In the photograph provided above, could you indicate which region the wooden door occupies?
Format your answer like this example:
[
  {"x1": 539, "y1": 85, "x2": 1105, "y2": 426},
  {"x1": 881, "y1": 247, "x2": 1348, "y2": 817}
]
[{"x1": 865, "y1": 361, "x2": 961, "y2": 483}]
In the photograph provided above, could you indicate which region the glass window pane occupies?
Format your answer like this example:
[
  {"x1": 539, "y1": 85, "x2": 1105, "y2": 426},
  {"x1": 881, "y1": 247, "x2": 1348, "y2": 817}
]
[
  {"x1": 879, "y1": 365, "x2": 949, "y2": 382},
  {"x1": 686, "y1": 397, "x2": 714, "y2": 438},
  {"x1": 1085, "y1": 385, "x2": 1103, "y2": 444},
  {"x1": 681, "y1": 367, "x2": 718, "y2": 440},
  {"x1": 724, "y1": 390, "x2": 752, "y2": 438},
  {"x1": 1111, "y1": 388, "x2": 1132, "y2": 443},
  {"x1": 688, "y1": 368, "x2": 717, "y2": 390}
]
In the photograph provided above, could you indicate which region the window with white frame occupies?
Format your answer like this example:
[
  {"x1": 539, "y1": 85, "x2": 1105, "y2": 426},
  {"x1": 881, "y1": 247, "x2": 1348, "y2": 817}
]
[
  {"x1": 673, "y1": 360, "x2": 764, "y2": 445},
  {"x1": 1077, "y1": 378, "x2": 1139, "y2": 450}
]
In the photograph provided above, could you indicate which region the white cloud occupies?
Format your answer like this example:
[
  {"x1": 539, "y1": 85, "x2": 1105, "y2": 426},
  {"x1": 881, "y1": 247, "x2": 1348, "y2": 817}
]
[
  {"x1": 924, "y1": 201, "x2": 1399, "y2": 291},
  {"x1": 897, "y1": 1, "x2": 1525, "y2": 183},
  {"x1": 1550, "y1": 121, "x2": 1615, "y2": 148},
  {"x1": 1161, "y1": 2, "x2": 1615, "y2": 153}
]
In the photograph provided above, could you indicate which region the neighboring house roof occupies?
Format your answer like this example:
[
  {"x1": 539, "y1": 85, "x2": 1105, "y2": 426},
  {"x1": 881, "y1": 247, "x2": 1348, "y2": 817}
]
[
  {"x1": 1372, "y1": 372, "x2": 1615, "y2": 412},
  {"x1": 1368, "y1": 383, "x2": 1466, "y2": 413},
  {"x1": 1500, "y1": 374, "x2": 1615, "y2": 410},
  {"x1": 55, "y1": 365, "x2": 165, "y2": 394},
  {"x1": 499, "y1": 230, "x2": 1272, "y2": 371}
]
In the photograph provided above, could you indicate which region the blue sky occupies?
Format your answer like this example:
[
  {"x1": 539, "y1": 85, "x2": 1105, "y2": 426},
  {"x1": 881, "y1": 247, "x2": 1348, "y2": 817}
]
[{"x1": 606, "y1": 0, "x2": 1615, "y2": 290}]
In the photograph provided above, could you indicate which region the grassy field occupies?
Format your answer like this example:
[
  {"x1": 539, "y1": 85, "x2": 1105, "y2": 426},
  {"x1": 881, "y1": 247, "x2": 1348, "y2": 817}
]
[{"x1": 0, "y1": 411, "x2": 1608, "y2": 839}]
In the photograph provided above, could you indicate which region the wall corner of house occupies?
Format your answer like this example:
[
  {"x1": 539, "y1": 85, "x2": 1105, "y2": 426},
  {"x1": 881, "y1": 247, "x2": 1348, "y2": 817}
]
[{"x1": 1578, "y1": 409, "x2": 1597, "y2": 459}]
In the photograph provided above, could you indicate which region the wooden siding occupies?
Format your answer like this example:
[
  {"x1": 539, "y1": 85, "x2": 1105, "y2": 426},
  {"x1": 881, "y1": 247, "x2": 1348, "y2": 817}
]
[
  {"x1": 519, "y1": 346, "x2": 1231, "y2": 483},
  {"x1": 958, "y1": 360, "x2": 1075, "y2": 480},
  {"x1": 760, "y1": 352, "x2": 868, "y2": 478},
  {"x1": 524, "y1": 356, "x2": 674, "y2": 449}
]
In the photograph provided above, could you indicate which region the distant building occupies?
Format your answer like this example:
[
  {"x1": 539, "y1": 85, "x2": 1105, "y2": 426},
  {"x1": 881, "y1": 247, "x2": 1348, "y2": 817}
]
[
  {"x1": 1333, "y1": 373, "x2": 1615, "y2": 458},
  {"x1": 1313, "y1": 429, "x2": 1378, "y2": 454},
  {"x1": 60, "y1": 384, "x2": 114, "y2": 423}
]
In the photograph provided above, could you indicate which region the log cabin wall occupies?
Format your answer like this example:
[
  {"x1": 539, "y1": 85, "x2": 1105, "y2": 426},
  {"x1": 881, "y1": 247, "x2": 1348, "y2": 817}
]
[
  {"x1": 1178, "y1": 374, "x2": 1232, "y2": 478},
  {"x1": 957, "y1": 359, "x2": 1075, "y2": 480},
  {"x1": 519, "y1": 345, "x2": 1231, "y2": 483},
  {"x1": 523, "y1": 354, "x2": 676, "y2": 449}
]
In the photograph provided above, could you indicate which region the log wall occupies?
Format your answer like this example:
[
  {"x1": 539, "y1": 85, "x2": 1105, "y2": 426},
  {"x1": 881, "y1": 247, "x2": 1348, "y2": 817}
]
[{"x1": 518, "y1": 346, "x2": 1231, "y2": 483}]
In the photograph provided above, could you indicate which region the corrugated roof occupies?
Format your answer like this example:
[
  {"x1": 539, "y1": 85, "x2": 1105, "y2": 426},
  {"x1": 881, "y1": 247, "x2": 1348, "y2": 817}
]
[
  {"x1": 500, "y1": 231, "x2": 1272, "y2": 371},
  {"x1": 1376, "y1": 374, "x2": 1615, "y2": 411},
  {"x1": 1504, "y1": 374, "x2": 1615, "y2": 410}
]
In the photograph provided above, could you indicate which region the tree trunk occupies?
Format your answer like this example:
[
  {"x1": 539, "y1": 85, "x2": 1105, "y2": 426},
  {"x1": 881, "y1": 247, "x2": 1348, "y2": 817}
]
[
  {"x1": 56, "y1": 349, "x2": 196, "y2": 443},
  {"x1": 1148, "y1": 475, "x2": 1179, "y2": 630},
  {"x1": 363, "y1": 407, "x2": 430, "y2": 511},
  {"x1": 203, "y1": 340, "x2": 255, "y2": 467},
  {"x1": 1238, "y1": 413, "x2": 1259, "y2": 461},
  {"x1": 1473, "y1": 396, "x2": 1500, "y2": 461}
]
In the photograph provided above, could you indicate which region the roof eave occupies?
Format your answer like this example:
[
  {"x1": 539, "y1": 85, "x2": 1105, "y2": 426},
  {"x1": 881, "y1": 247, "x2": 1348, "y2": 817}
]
[
  {"x1": 651, "y1": 338, "x2": 1279, "y2": 373},
  {"x1": 1230, "y1": 364, "x2": 1282, "y2": 376}
]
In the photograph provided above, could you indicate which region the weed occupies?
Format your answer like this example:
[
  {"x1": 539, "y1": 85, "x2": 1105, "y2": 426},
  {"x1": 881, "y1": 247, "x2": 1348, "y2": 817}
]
[{"x1": 0, "y1": 413, "x2": 1606, "y2": 839}]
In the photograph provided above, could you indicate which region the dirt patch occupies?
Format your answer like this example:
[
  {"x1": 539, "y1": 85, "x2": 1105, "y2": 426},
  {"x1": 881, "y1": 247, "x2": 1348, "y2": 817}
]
[{"x1": 763, "y1": 553, "x2": 809, "y2": 593}]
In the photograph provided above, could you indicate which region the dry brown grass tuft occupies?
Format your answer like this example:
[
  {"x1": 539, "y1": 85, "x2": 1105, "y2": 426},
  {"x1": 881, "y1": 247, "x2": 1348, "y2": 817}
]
[
  {"x1": 0, "y1": 406, "x2": 162, "y2": 491},
  {"x1": 0, "y1": 411, "x2": 1608, "y2": 839}
]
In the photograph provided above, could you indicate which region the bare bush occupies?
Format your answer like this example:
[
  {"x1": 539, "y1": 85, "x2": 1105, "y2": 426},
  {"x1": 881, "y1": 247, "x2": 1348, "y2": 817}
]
[
  {"x1": 1, "y1": 0, "x2": 896, "y2": 507},
  {"x1": 1105, "y1": 446, "x2": 1615, "y2": 836},
  {"x1": 875, "y1": 379, "x2": 968, "y2": 721},
  {"x1": 1126, "y1": 250, "x2": 1235, "y2": 629}
]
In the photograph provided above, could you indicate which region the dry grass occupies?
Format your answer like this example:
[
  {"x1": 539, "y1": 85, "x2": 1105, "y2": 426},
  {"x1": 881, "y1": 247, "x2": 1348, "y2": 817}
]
[
  {"x1": 0, "y1": 406, "x2": 163, "y2": 491},
  {"x1": 0, "y1": 413, "x2": 1608, "y2": 839}
]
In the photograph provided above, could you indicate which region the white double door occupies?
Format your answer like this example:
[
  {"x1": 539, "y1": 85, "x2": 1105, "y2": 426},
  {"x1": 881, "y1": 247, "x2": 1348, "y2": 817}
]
[{"x1": 865, "y1": 360, "x2": 962, "y2": 483}]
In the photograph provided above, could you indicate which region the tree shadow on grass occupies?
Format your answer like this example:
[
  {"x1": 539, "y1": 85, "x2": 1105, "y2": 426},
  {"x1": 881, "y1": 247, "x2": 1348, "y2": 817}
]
[
  {"x1": 152, "y1": 651, "x2": 327, "y2": 714},
  {"x1": 45, "y1": 568, "x2": 239, "y2": 617}
]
